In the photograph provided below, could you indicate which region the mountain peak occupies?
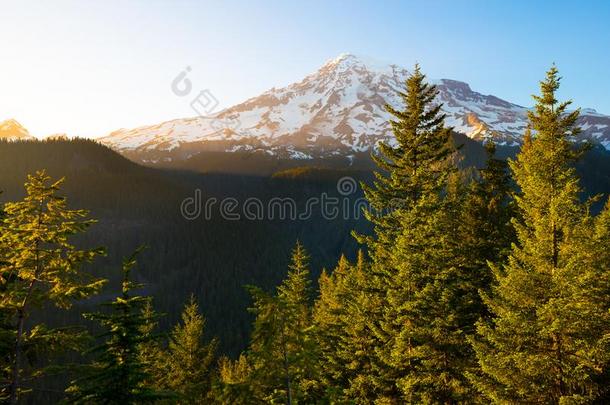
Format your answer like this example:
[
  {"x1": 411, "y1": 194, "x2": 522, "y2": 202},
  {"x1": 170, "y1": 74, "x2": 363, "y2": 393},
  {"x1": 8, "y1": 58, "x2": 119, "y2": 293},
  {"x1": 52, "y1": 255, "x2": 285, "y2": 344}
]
[
  {"x1": 321, "y1": 53, "x2": 400, "y2": 76},
  {"x1": 327, "y1": 52, "x2": 356, "y2": 63},
  {"x1": 0, "y1": 118, "x2": 25, "y2": 130},
  {"x1": 0, "y1": 119, "x2": 34, "y2": 140}
]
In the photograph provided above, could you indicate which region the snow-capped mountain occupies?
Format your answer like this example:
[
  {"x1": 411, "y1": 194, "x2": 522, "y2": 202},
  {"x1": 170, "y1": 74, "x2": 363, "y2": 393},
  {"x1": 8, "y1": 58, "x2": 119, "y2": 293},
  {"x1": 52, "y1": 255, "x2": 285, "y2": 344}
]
[
  {"x1": 100, "y1": 54, "x2": 610, "y2": 161},
  {"x1": 0, "y1": 119, "x2": 35, "y2": 141}
]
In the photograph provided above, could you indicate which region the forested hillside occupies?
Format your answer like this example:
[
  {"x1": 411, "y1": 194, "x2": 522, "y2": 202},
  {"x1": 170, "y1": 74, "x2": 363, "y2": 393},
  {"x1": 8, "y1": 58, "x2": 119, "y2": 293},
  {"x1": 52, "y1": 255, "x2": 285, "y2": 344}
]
[{"x1": 0, "y1": 139, "x2": 370, "y2": 355}]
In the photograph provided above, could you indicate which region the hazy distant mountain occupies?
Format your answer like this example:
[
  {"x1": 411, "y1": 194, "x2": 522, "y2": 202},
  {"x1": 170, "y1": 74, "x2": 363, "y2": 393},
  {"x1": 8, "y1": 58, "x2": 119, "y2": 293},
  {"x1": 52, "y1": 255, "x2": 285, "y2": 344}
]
[
  {"x1": 45, "y1": 133, "x2": 69, "y2": 141},
  {"x1": 99, "y1": 53, "x2": 610, "y2": 162},
  {"x1": 0, "y1": 119, "x2": 35, "y2": 141},
  {"x1": 0, "y1": 121, "x2": 71, "y2": 141}
]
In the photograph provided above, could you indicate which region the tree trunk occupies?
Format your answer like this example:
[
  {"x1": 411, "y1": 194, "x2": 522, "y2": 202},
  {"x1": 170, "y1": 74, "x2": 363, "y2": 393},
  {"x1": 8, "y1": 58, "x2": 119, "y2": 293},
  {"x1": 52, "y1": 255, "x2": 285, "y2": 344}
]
[
  {"x1": 281, "y1": 332, "x2": 292, "y2": 405},
  {"x1": 10, "y1": 310, "x2": 25, "y2": 405}
]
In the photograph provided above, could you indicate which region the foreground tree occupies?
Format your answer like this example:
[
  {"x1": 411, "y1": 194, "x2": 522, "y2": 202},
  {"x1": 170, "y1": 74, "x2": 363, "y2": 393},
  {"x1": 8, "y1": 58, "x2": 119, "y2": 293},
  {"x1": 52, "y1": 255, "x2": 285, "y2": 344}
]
[
  {"x1": 0, "y1": 171, "x2": 105, "y2": 403},
  {"x1": 459, "y1": 141, "x2": 515, "y2": 279},
  {"x1": 312, "y1": 255, "x2": 353, "y2": 399},
  {"x1": 215, "y1": 354, "x2": 255, "y2": 403},
  {"x1": 220, "y1": 241, "x2": 319, "y2": 404},
  {"x1": 381, "y1": 180, "x2": 484, "y2": 403},
  {"x1": 160, "y1": 296, "x2": 217, "y2": 403},
  {"x1": 311, "y1": 250, "x2": 384, "y2": 403},
  {"x1": 65, "y1": 251, "x2": 170, "y2": 404},
  {"x1": 136, "y1": 300, "x2": 165, "y2": 389},
  {"x1": 587, "y1": 201, "x2": 610, "y2": 400},
  {"x1": 471, "y1": 66, "x2": 610, "y2": 403},
  {"x1": 352, "y1": 65, "x2": 459, "y2": 401},
  {"x1": 358, "y1": 64, "x2": 455, "y2": 266},
  {"x1": 356, "y1": 64, "x2": 498, "y2": 402}
]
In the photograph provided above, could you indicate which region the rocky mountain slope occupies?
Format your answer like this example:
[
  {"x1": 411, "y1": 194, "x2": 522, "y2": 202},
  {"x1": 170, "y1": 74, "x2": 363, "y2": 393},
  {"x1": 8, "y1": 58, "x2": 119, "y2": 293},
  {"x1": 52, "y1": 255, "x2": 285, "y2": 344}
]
[{"x1": 98, "y1": 54, "x2": 610, "y2": 162}]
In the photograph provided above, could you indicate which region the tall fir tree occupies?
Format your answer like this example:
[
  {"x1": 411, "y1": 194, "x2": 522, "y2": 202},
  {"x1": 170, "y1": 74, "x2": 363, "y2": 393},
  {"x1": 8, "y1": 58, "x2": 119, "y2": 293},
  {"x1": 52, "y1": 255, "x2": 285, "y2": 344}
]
[
  {"x1": 0, "y1": 194, "x2": 10, "y2": 400},
  {"x1": 136, "y1": 300, "x2": 166, "y2": 390},
  {"x1": 215, "y1": 354, "x2": 256, "y2": 404},
  {"x1": 312, "y1": 250, "x2": 389, "y2": 403},
  {"x1": 587, "y1": 201, "x2": 610, "y2": 400},
  {"x1": 0, "y1": 171, "x2": 106, "y2": 403},
  {"x1": 312, "y1": 255, "x2": 353, "y2": 400},
  {"x1": 459, "y1": 141, "x2": 515, "y2": 274},
  {"x1": 450, "y1": 139, "x2": 517, "y2": 337},
  {"x1": 380, "y1": 182, "x2": 483, "y2": 403},
  {"x1": 351, "y1": 65, "x2": 458, "y2": 401},
  {"x1": 65, "y1": 251, "x2": 170, "y2": 404},
  {"x1": 160, "y1": 295, "x2": 217, "y2": 403},
  {"x1": 358, "y1": 64, "x2": 455, "y2": 264},
  {"x1": 240, "y1": 241, "x2": 320, "y2": 404},
  {"x1": 341, "y1": 250, "x2": 390, "y2": 403},
  {"x1": 471, "y1": 66, "x2": 610, "y2": 403},
  {"x1": 383, "y1": 149, "x2": 514, "y2": 402},
  {"x1": 355, "y1": 63, "x2": 497, "y2": 402}
]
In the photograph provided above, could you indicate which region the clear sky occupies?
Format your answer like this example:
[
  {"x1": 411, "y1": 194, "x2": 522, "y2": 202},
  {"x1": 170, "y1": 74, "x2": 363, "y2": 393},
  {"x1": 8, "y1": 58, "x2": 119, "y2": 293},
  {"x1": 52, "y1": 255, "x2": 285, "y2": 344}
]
[{"x1": 2, "y1": 0, "x2": 609, "y2": 138}]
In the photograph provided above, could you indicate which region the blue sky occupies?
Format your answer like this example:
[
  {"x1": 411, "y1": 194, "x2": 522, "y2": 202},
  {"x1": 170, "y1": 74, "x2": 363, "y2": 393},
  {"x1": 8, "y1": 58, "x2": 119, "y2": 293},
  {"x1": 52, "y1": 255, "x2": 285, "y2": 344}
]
[{"x1": 1, "y1": 0, "x2": 609, "y2": 137}]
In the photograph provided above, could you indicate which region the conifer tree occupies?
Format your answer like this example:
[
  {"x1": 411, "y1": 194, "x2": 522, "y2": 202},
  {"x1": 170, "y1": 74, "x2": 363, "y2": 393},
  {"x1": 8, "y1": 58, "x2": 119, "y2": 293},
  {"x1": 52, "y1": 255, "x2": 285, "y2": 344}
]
[
  {"x1": 376, "y1": 134, "x2": 513, "y2": 404},
  {"x1": 312, "y1": 251, "x2": 385, "y2": 403},
  {"x1": 453, "y1": 140, "x2": 516, "y2": 328},
  {"x1": 340, "y1": 250, "x2": 389, "y2": 402},
  {"x1": 65, "y1": 251, "x2": 170, "y2": 404},
  {"x1": 215, "y1": 354, "x2": 256, "y2": 403},
  {"x1": 0, "y1": 171, "x2": 106, "y2": 403},
  {"x1": 355, "y1": 64, "x2": 491, "y2": 402},
  {"x1": 381, "y1": 185, "x2": 479, "y2": 403},
  {"x1": 137, "y1": 300, "x2": 166, "y2": 389},
  {"x1": 0, "y1": 194, "x2": 10, "y2": 400},
  {"x1": 587, "y1": 201, "x2": 610, "y2": 400},
  {"x1": 312, "y1": 255, "x2": 352, "y2": 399},
  {"x1": 460, "y1": 141, "x2": 515, "y2": 271},
  {"x1": 358, "y1": 64, "x2": 455, "y2": 263},
  {"x1": 161, "y1": 295, "x2": 217, "y2": 403},
  {"x1": 471, "y1": 66, "x2": 610, "y2": 403},
  {"x1": 246, "y1": 241, "x2": 320, "y2": 404},
  {"x1": 352, "y1": 65, "x2": 458, "y2": 401}
]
